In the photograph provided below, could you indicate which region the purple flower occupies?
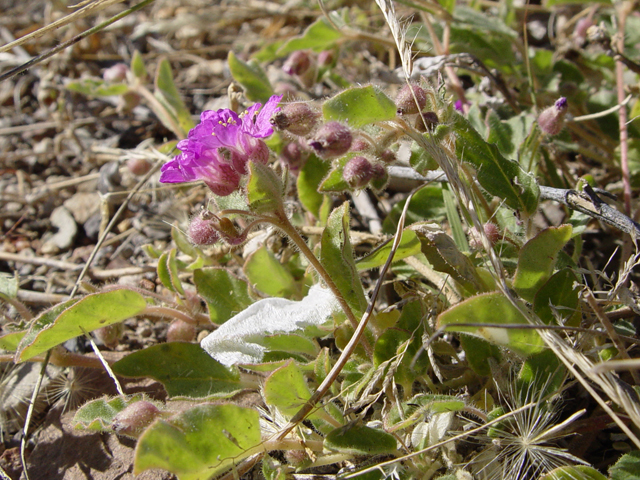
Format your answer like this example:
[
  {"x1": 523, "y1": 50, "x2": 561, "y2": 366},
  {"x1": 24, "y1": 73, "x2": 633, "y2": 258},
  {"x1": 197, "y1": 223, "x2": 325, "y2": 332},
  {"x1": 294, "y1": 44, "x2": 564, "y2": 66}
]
[{"x1": 160, "y1": 95, "x2": 283, "y2": 196}]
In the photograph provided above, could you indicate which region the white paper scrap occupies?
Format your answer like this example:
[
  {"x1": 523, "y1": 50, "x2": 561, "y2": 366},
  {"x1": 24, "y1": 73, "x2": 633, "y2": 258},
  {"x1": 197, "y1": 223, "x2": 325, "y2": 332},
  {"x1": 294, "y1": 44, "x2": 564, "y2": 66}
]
[{"x1": 200, "y1": 285, "x2": 340, "y2": 366}]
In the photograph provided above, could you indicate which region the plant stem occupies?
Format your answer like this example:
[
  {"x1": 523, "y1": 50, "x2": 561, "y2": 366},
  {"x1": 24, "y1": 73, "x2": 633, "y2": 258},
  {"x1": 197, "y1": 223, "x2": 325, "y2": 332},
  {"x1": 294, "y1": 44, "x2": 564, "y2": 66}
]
[{"x1": 269, "y1": 210, "x2": 373, "y2": 358}]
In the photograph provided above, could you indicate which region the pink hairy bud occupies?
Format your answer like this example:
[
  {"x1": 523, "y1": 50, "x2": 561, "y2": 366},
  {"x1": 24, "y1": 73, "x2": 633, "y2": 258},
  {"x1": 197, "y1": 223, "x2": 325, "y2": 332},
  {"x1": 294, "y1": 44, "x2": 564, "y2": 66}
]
[
  {"x1": 167, "y1": 320, "x2": 197, "y2": 342},
  {"x1": 283, "y1": 51, "x2": 312, "y2": 76},
  {"x1": 538, "y1": 97, "x2": 568, "y2": 135},
  {"x1": 112, "y1": 401, "x2": 161, "y2": 438},
  {"x1": 396, "y1": 84, "x2": 427, "y2": 115},
  {"x1": 343, "y1": 156, "x2": 374, "y2": 188},
  {"x1": 270, "y1": 103, "x2": 319, "y2": 137},
  {"x1": 188, "y1": 215, "x2": 220, "y2": 246},
  {"x1": 308, "y1": 122, "x2": 353, "y2": 159}
]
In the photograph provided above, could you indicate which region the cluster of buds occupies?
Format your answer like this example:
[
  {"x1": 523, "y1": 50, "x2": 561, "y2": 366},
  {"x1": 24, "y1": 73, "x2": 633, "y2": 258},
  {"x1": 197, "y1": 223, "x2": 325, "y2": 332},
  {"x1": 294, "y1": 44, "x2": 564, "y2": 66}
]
[
  {"x1": 271, "y1": 104, "x2": 389, "y2": 190},
  {"x1": 187, "y1": 210, "x2": 250, "y2": 247}
]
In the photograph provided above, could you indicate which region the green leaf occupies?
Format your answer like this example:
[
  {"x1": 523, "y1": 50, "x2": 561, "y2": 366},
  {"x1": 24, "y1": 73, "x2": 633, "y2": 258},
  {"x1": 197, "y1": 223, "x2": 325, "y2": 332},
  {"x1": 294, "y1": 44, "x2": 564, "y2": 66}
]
[
  {"x1": 157, "y1": 249, "x2": 185, "y2": 295},
  {"x1": 154, "y1": 58, "x2": 194, "y2": 138},
  {"x1": 518, "y1": 349, "x2": 565, "y2": 396},
  {"x1": 246, "y1": 161, "x2": 284, "y2": 214},
  {"x1": 324, "y1": 424, "x2": 397, "y2": 456},
  {"x1": 263, "y1": 361, "x2": 312, "y2": 417},
  {"x1": 66, "y1": 79, "x2": 129, "y2": 97},
  {"x1": 321, "y1": 202, "x2": 368, "y2": 316},
  {"x1": 194, "y1": 268, "x2": 252, "y2": 324},
  {"x1": 297, "y1": 153, "x2": 330, "y2": 219},
  {"x1": 437, "y1": 292, "x2": 545, "y2": 357},
  {"x1": 610, "y1": 451, "x2": 640, "y2": 480},
  {"x1": 540, "y1": 466, "x2": 608, "y2": 480},
  {"x1": 452, "y1": 113, "x2": 540, "y2": 214},
  {"x1": 387, "y1": 393, "x2": 466, "y2": 431},
  {"x1": 533, "y1": 268, "x2": 581, "y2": 326},
  {"x1": 0, "y1": 331, "x2": 25, "y2": 351},
  {"x1": 459, "y1": 334, "x2": 502, "y2": 376},
  {"x1": 513, "y1": 225, "x2": 573, "y2": 301},
  {"x1": 356, "y1": 229, "x2": 421, "y2": 270},
  {"x1": 0, "y1": 272, "x2": 18, "y2": 297},
  {"x1": 131, "y1": 50, "x2": 148, "y2": 79},
  {"x1": 381, "y1": 185, "x2": 445, "y2": 233},
  {"x1": 318, "y1": 154, "x2": 351, "y2": 193},
  {"x1": 278, "y1": 17, "x2": 343, "y2": 54},
  {"x1": 262, "y1": 334, "x2": 318, "y2": 358},
  {"x1": 442, "y1": 187, "x2": 469, "y2": 252},
  {"x1": 17, "y1": 290, "x2": 146, "y2": 362},
  {"x1": 112, "y1": 342, "x2": 243, "y2": 398},
  {"x1": 135, "y1": 404, "x2": 261, "y2": 480},
  {"x1": 74, "y1": 394, "x2": 145, "y2": 431},
  {"x1": 417, "y1": 228, "x2": 484, "y2": 294},
  {"x1": 487, "y1": 109, "x2": 515, "y2": 157},
  {"x1": 323, "y1": 85, "x2": 397, "y2": 128},
  {"x1": 228, "y1": 51, "x2": 274, "y2": 103},
  {"x1": 546, "y1": 0, "x2": 611, "y2": 5},
  {"x1": 244, "y1": 247, "x2": 300, "y2": 298}
]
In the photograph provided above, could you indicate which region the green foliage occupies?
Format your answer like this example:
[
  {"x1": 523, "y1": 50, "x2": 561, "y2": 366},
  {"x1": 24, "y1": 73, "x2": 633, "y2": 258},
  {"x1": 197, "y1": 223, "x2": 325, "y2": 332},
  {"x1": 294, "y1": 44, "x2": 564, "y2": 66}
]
[
  {"x1": 194, "y1": 268, "x2": 252, "y2": 324},
  {"x1": 278, "y1": 16, "x2": 343, "y2": 54},
  {"x1": 297, "y1": 153, "x2": 331, "y2": 220},
  {"x1": 135, "y1": 404, "x2": 262, "y2": 479},
  {"x1": 513, "y1": 225, "x2": 573, "y2": 301},
  {"x1": 324, "y1": 424, "x2": 397, "y2": 456},
  {"x1": 610, "y1": 451, "x2": 640, "y2": 480},
  {"x1": 244, "y1": 247, "x2": 301, "y2": 299},
  {"x1": 154, "y1": 58, "x2": 195, "y2": 138},
  {"x1": 320, "y1": 202, "x2": 368, "y2": 317},
  {"x1": 227, "y1": 51, "x2": 274, "y2": 102},
  {"x1": 112, "y1": 343, "x2": 243, "y2": 398},
  {"x1": 17, "y1": 289, "x2": 146, "y2": 362},
  {"x1": 322, "y1": 85, "x2": 398, "y2": 128},
  {"x1": 74, "y1": 394, "x2": 146, "y2": 431}
]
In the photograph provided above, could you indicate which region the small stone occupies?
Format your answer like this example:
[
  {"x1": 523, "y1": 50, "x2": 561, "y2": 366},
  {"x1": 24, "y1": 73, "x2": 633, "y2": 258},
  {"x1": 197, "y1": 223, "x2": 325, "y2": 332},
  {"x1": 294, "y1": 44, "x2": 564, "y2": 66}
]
[
  {"x1": 64, "y1": 192, "x2": 100, "y2": 224},
  {"x1": 42, "y1": 206, "x2": 78, "y2": 254}
]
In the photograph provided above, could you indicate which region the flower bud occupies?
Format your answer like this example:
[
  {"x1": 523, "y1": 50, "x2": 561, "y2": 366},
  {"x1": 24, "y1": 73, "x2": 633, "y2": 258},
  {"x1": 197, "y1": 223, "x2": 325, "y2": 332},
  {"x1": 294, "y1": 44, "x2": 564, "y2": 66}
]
[
  {"x1": 270, "y1": 102, "x2": 319, "y2": 137},
  {"x1": 317, "y1": 50, "x2": 335, "y2": 67},
  {"x1": 469, "y1": 222, "x2": 502, "y2": 249},
  {"x1": 216, "y1": 217, "x2": 250, "y2": 246},
  {"x1": 283, "y1": 51, "x2": 312, "y2": 76},
  {"x1": 378, "y1": 149, "x2": 396, "y2": 164},
  {"x1": 396, "y1": 83, "x2": 427, "y2": 115},
  {"x1": 350, "y1": 138, "x2": 370, "y2": 152},
  {"x1": 112, "y1": 401, "x2": 161, "y2": 438},
  {"x1": 309, "y1": 122, "x2": 352, "y2": 159},
  {"x1": 127, "y1": 157, "x2": 152, "y2": 176},
  {"x1": 415, "y1": 111, "x2": 439, "y2": 132},
  {"x1": 94, "y1": 323, "x2": 123, "y2": 348},
  {"x1": 188, "y1": 215, "x2": 220, "y2": 246},
  {"x1": 280, "y1": 141, "x2": 309, "y2": 173},
  {"x1": 167, "y1": 320, "x2": 196, "y2": 342},
  {"x1": 343, "y1": 156, "x2": 373, "y2": 188},
  {"x1": 574, "y1": 18, "x2": 594, "y2": 42},
  {"x1": 538, "y1": 97, "x2": 568, "y2": 135},
  {"x1": 103, "y1": 63, "x2": 128, "y2": 83}
]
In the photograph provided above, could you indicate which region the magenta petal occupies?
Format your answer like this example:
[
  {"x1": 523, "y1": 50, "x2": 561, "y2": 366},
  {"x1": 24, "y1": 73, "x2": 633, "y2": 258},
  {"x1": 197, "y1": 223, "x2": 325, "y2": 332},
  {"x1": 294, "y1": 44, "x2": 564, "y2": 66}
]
[{"x1": 159, "y1": 159, "x2": 191, "y2": 183}]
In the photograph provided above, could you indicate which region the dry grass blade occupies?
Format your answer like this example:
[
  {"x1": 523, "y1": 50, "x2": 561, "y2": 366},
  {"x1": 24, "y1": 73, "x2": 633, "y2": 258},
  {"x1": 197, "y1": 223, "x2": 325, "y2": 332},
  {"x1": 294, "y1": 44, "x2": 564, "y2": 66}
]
[{"x1": 0, "y1": 0, "x2": 127, "y2": 55}]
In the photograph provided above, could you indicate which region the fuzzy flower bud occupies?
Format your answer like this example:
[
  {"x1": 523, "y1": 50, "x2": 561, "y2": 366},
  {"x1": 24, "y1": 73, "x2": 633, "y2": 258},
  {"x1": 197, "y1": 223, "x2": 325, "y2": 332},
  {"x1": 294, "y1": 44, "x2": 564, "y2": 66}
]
[
  {"x1": 188, "y1": 215, "x2": 220, "y2": 246},
  {"x1": 469, "y1": 222, "x2": 502, "y2": 249},
  {"x1": 167, "y1": 320, "x2": 197, "y2": 342},
  {"x1": 396, "y1": 83, "x2": 427, "y2": 115},
  {"x1": 350, "y1": 138, "x2": 370, "y2": 152},
  {"x1": 112, "y1": 401, "x2": 161, "y2": 438},
  {"x1": 378, "y1": 149, "x2": 396, "y2": 164},
  {"x1": 283, "y1": 51, "x2": 312, "y2": 76},
  {"x1": 279, "y1": 141, "x2": 309, "y2": 173},
  {"x1": 270, "y1": 102, "x2": 319, "y2": 136},
  {"x1": 538, "y1": 97, "x2": 568, "y2": 135},
  {"x1": 343, "y1": 156, "x2": 374, "y2": 188},
  {"x1": 127, "y1": 157, "x2": 152, "y2": 176},
  {"x1": 415, "y1": 111, "x2": 439, "y2": 132},
  {"x1": 103, "y1": 63, "x2": 128, "y2": 83},
  {"x1": 309, "y1": 122, "x2": 352, "y2": 159},
  {"x1": 317, "y1": 50, "x2": 335, "y2": 67}
]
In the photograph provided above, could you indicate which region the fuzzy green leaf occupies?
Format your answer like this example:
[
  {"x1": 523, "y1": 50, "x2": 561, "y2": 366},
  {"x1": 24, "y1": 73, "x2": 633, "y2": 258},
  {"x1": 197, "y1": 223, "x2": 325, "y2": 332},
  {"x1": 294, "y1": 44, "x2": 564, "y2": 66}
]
[
  {"x1": 297, "y1": 153, "x2": 330, "y2": 219},
  {"x1": 263, "y1": 361, "x2": 313, "y2": 417},
  {"x1": 321, "y1": 202, "x2": 368, "y2": 316},
  {"x1": 452, "y1": 113, "x2": 539, "y2": 214},
  {"x1": 610, "y1": 451, "x2": 640, "y2": 480},
  {"x1": 540, "y1": 466, "x2": 608, "y2": 480},
  {"x1": 513, "y1": 225, "x2": 573, "y2": 301},
  {"x1": 246, "y1": 161, "x2": 284, "y2": 214},
  {"x1": 278, "y1": 17, "x2": 343, "y2": 54},
  {"x1": 356, "y1": 229, "x2": 422, "y2": 270},
  {"x1": 323, "y1": 85, "x2": 397, "y2": 128},
  {"x1": 154, "y1": 58, "x2": 194, "y2": 138},
  {"x1": 112, "y1": 342, "x2": 243, "y2": 398},
  {"x1": 17, "y1": 290, "x2": 146, "y2": 362},
  {"x1": 194, "y1": 268, "x2": 252, "y2": 324},
  {"x1": 135, "y1": 404, "x2": 261, "y2": 480},
  {"x1": 74, "y1": 394, "x2": 145, "y2": 431},
  {"x1": 324, "y1": 424, "x2": 397, "y2": 456},
  {"x1": 244, "y1": 247, "x2": 300, "y2": 299},
  {"x1": 228, "y1": 51, "x2": 274, "y2": 103},
  {"x1": 533, "y1": 268, "x2": 581, "y2": 326},
  {"x1": 437, "y1": 292, "x2": 545, "y2": 357}
]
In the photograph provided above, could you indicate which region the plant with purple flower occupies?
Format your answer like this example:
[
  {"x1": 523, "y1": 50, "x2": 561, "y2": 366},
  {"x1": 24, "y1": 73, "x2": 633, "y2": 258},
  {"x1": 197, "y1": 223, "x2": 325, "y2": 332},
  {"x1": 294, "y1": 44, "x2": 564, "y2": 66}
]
[{"x1": 159, "y1": 95, "x2": 283, "y2": 196}]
